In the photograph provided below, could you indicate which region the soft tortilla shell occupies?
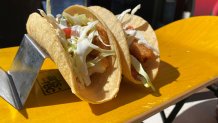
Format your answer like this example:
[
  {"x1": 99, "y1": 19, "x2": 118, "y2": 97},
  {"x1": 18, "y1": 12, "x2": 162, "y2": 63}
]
[
  {"x1": 26, "y1": 5, "x2": 121, "y2": 103},
  {"x1": 89, "y1": 6, "x2": 160, "y2": 84}
]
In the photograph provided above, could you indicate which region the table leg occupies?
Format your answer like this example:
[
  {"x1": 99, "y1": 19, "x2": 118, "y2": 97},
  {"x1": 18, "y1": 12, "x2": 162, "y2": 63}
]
[
  {"x1": 207, "y1": 84, "x2": 218, "y2": 122},
  {"x1": 160, "y1": 98, "x2": 188, "y2": 123},
  {"x1": 216, "y1": 102, "x2": 218, "y2": 122}
]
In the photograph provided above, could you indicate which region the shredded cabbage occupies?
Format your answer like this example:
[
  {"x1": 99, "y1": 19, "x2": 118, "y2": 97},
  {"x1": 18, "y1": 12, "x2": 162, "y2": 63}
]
[
  {"x1": 43, "y1": 0, "x2": 115, "y2": 87},
  {"x1": 73, "y1": 38, "x2": 94, "y2": 86},
  {"x1": 131, "y1": 4, "x2": 141, "y2": 15},
  {"x1": 56, "y1": 14, "x2": 62, "y2": 22},
  {"x1": 130, "y1": 55, "x2": 155, "y2": 91},
  {"x1": 87, "y1": 51, "x2": 114, "y2": 68},
  {"x1": 117, "y1": 9, "x2": 131, "y2": 22},
  {"x1": 72, "y1": 14, "x2": 90, "y2": 26},
  {"x1": 70, "y1": 21, "x2": 115, "y2": 86},
  {"x1": 117, "y1": 4, "x2": 141, "y2": 22},
  {"x1": 46, "y1": 0, "x2": 51, "y2": 15},
  {"x1": 117, "y1": 4, "x2": 158, "y2": 90},
  {"x1": 71, "y1": 25, "x2": 83, "y2": 36},
  {"x1": 79, "y1": 21, "x2": 98, "y2": 39},
  {"x1": 63, "y1": 12, "x2": 89, "y2": 26},
  {"x1": 60, "y1": 18, "x2": 67, "y2": 27},
  {"x1": 135, "y1": 31, "x2": 159, "y2": 54},
  {"x1": 88, "y1": 60, "x2": 108, "y2": 76},
  {"x1": 68, "y1": 38, "x2": 77, "y2": 53},
  {"x1": 117, "y1": 4, "x2": 153, "y2": 50}
]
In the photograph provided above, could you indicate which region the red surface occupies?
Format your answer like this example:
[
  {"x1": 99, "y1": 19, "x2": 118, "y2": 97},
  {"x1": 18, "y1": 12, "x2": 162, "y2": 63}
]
[
  {"x1": 193, "y1": 0, "x2": 217, "y2": 16},
  {"x1": 212, "y1": 1, "x2": 218, "y2": 15}
]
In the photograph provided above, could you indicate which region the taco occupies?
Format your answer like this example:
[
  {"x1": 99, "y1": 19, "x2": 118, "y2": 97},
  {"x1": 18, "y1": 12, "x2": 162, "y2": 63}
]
[
  {"x1": 89, "y1": 5, "x2": 160, "y2": 91},
  {"x1": 26, "y1": 3, "x2": 121, "y2": 103}
]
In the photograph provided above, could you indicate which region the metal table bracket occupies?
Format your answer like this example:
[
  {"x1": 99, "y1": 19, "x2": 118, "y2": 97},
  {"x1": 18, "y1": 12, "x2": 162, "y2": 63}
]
[
  {"x1": 160, "y1": 98, "x2": 188, "y2": 123},
  {"x1": 0, "y1": 34, "x2": 48, "y2": 110},
  {"x1": 159, "y1": 81, "x2": 218, "y2": 123}
]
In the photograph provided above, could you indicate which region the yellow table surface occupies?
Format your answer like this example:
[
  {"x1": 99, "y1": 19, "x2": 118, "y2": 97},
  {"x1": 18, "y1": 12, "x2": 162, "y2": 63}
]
[{"x1": 1, "y1": 16, "x2": 218, "y2": 123}]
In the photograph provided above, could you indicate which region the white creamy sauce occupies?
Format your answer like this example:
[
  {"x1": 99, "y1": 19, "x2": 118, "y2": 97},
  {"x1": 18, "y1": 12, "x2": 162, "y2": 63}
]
[
  {"x1": 71, "y1": 25, "x2": 82, "y2": 31},
  {"x1": 75, "y1": 38, "x2": 94, "y2": 86},
  {"x1": 125, "y1": 29, "x2": 137, "y2": 36},
  {"x1": 76, "y1": 39, "x2": 93, "y2": 59},
  {"x1": 125, "y1": 29, "x2": 136, "y2": 46},
  {"x1": 58, "y1": 24, "x2": 67, "y2": 29},
  {"x1": 125, "y1": 29, "x2": 159, "y2": 55},
  {"x1": 135, "y1": 31, "x2": 150, "y2": 47},
  {"x1": 125, "y1": 29, "x2": 150, "y2": 48},
  {"x1": 79, "y1": 21, "x2": 98, "y2": 40}
]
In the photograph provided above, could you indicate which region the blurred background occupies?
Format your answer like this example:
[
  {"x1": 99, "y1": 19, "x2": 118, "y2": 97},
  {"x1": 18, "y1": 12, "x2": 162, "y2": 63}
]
[{"x1": 0, "y1": 0, "x2": 218, "y2": 48}]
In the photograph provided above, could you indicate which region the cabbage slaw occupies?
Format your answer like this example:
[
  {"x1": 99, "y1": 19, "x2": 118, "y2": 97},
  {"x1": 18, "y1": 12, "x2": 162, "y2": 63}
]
[
  {"x1": 42, "y1": 0, "x2": 115, "y2": 86},
  {"x1": 118, "y1": 4, "x2": 157, "y2": 91}
]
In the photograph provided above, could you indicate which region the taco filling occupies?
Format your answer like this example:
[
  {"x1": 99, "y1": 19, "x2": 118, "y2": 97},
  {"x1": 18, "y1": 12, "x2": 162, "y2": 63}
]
[
  {"x1": 41, "y1": 0, "x2": 115, "y2": 86},
  {"x1": 117, "y1": 5, "x2": 159, "y2": 91}
]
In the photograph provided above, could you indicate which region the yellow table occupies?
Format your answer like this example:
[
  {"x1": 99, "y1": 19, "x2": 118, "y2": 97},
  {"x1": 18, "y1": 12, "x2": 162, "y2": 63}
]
[{"x1": 1, "y1": 16, "x2": 218, "y2": 123}]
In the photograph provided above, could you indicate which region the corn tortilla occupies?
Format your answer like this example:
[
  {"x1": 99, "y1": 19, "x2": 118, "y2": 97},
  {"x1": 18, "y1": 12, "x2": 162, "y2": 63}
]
[
  {"x1": 26, "y1": 5, "x2": 122, "y2": 104},
  {"x1": 89, "y1": 6, "x2": 160, "y2": 84}
]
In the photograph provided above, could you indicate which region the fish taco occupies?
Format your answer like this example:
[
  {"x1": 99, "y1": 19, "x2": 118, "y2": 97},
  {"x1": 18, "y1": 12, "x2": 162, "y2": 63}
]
[
  {"x1": 89, "y1": 5, "x2": 160, "y2": 91},
  {"x1": 26, "y1": 3, "x2": 121, "y2": 103}
]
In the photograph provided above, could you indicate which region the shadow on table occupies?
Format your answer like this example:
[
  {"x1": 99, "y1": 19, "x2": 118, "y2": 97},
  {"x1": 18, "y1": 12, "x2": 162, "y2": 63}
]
[
  {"x1": 17, "y1": 60, "x2": 180, "y2": 117},
  {"x1": 19, "y1": 69, "x2": 81, "y2": 119},
  {"x1": 153, "y1": 60, "x2": 180, "y2": 95},
  {"x1": 89, "y1": 60, "x2": 180, "y2": 115}
]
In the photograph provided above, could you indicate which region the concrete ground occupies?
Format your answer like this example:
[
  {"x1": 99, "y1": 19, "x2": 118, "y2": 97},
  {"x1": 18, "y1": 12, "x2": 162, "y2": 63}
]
[{"x1": 143, "y1": 89, "x2": 218, "y2": 123}]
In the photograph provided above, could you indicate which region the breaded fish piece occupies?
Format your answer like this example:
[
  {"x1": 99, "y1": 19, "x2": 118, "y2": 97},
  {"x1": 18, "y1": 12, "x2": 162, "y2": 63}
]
[{"x1": 129, "y1": 39, "x2": 154, "y2": 63}]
